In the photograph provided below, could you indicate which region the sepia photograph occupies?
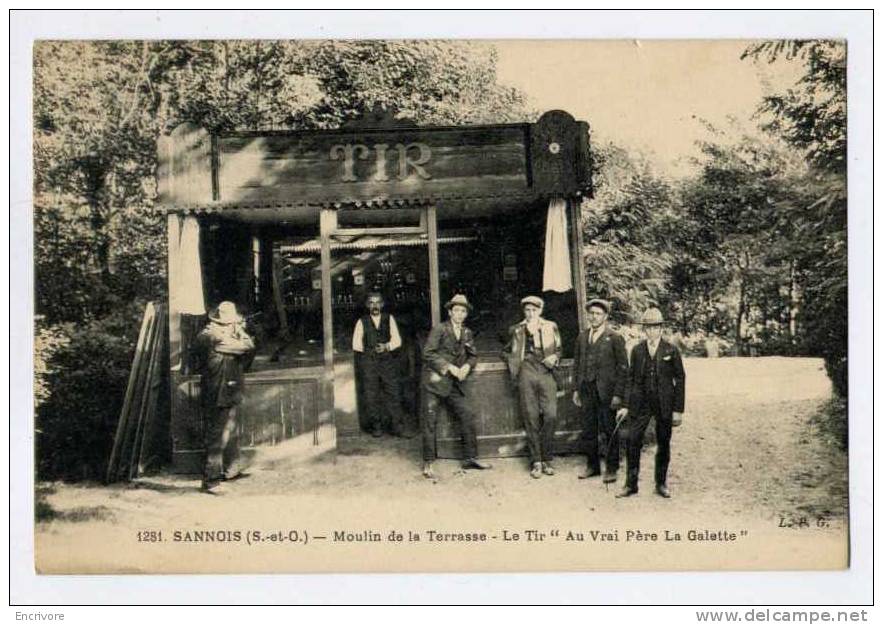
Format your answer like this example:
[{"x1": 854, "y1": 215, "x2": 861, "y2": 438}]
[{"x1": 13, "y1": 11, "x2": 871, "y2": 603}]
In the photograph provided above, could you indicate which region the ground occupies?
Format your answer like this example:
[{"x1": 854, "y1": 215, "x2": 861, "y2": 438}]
[{"x1": 34, "y1": 357, "x2": 848, "y2": 574}]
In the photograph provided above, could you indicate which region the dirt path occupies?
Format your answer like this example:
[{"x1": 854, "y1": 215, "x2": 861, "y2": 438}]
[{"x1": 35, "y1": 357, "x2": 848, "y2": 574}]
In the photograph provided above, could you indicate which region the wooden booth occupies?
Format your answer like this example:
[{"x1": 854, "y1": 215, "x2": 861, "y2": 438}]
[{"x1": 159, "y1": 109, "x2": 592, "y2": 473}]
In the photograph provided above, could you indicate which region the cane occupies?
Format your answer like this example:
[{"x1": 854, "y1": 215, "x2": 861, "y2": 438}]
[{"x1": 604, "y1": 410, "x2": 628, "y2": 492}]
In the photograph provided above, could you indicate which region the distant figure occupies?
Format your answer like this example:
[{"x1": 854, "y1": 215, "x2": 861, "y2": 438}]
[
  {"x1": 502, "y1": 295, "x2": 563, "y2": 479},
  {"x1": 420, "y1": 294, "x2": 491, "y2": 479},
  {"x1": 617, "y1": 307, "x2": 686, "y2": 499},
  {"x1": 193, "y1": 301, "x2": 256, "y2": 493},
  {"x1": 352, "y1": 292, "x2": 413, "y2": 438},
  {"x1": 572, "y1": 298, "x2": 629, "y2": 484}
]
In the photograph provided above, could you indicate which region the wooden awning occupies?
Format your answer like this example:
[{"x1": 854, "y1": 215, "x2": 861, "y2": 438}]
[{"x1": 157, "y1": 110, "x2": 592, "y2": 223}]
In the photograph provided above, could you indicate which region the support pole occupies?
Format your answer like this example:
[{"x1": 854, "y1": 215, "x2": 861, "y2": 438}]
[
  {"x1": 426, "y1": 205, "x2": 441, "y2": 326},
  {"x1": 319, "y1": 208, "x2": 337, "y2": 437},
  {"x1": 569, "y1": 197, "x2": 588, "y2": 331}
]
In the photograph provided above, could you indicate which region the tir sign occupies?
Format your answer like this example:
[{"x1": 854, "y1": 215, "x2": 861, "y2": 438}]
[{"x1": 329, "y1": 143, "x2": 432, "y2": 182}]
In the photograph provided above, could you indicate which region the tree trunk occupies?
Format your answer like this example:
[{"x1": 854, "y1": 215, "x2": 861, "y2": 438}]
[{"x1": 788, "y1": 260, "x2": 798, "y2": 348}]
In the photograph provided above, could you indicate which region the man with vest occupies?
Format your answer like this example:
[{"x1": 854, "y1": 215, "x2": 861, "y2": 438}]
[
  {"x1": 420, "y1": 294, "x2": 491, "y2": 479},
  {"x1": 572, "y1": 298, "x2": 629, "y2": 483},
  {"x1": 352, "y1": 292, "x2": 412, "y2": 438},
  {"x1": 503, "y1": 295, "x2": 563, "y2": 479},
  {"x1": 617, "y1": 307, "x2": 686, "y2": 498}
]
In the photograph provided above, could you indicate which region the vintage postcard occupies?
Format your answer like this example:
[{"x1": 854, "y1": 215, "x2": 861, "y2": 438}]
[{"x1": 27, "y1": 32, "x2": 856, "y2": 581}]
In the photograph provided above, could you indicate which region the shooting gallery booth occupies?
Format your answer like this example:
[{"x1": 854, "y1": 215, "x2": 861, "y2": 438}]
[{"x1": 159, "y1": 109, "x2": 593, "y2": 473}]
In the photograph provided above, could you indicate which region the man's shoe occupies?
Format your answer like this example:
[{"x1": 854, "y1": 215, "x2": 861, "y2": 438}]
[
  {"x1": 542, "y1": 462, "x2": 556, "y2": 476},
  {"x1": 616, "y1": 486, "x2": 638, "y2": 498},
  {"x1": 603, "y1": 470, "x2": 618, "y2": 484},
  {"x1": 655, "y1": 484, "x2": 671, "y2": 498},
  {"x1": 462, "y1": 458, "x2": 492, "y2": 470},
  {"x1": 578, "y1": 467, "x2": 602, "y2": 480},
  {"x1": 200, "y1": 480, "x2": 221, "y2": 494},
  {"x1": 422, "y1": 462, "x2": 435, "y2": 479},
  {"x1": 530, "y1": 462, "x2": 543, "y2": 479}
]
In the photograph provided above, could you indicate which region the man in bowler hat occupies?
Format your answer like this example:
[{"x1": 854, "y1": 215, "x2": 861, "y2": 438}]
[
  {"x1": 617, "y1": 307, "x2": 686, "y2": 498},
  {"x1": 502, "y1": 295, "x2": 563, "y2": 479},
  {"x1": 420, "y1": 294, "x2": 491, "y2": 479},
  {"x1": 572, "y1": 298, "x2": 629, "y2": 483}
]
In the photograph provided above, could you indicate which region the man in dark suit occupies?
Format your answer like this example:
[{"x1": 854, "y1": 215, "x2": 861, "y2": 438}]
[
  {"x1": 193, "y1": 301, "x2": 256, "y2": 493},
  {"x1": 572, "y1": 298, "x2": 629, "y2": 483},
  {"x1": 421, "y1": 294, "x2": 491, "y2": 479},
  {"x1": 617, "y1": 307, "x2": 686, "y2": 498}
]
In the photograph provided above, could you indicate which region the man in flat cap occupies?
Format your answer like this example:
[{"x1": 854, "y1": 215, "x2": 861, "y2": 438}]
[
  {"x1": 420, "y1": 294, "x2": 491, "y2": 479},
  {"x1": 572, "y1": 298, "x2": 629, "y2": 483},
  {"x1": 617, "y1": 307, "x2": 686, "y2": 498},
  {"x1": 193, "y1": 301, "x2": 256, "y2": 492},
  {"x1": 503, "y1": 295, "x2": 563, "y2": 479}
]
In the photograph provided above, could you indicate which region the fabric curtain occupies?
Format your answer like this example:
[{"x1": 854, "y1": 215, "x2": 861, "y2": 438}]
[
  {"x1": 542, "y1": 197, "x2": 573, "y2": 292},
  {"x1": 178, "y1": 215, "x2": 206, "y2": 314},
  {"x1": 168, "y1": 214, "x2": 206, "y2": 370}
]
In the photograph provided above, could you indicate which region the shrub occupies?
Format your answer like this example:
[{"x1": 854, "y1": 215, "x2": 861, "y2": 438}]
[{"x1": 35, "y1": 301, "x2": 148, "y2": 481}]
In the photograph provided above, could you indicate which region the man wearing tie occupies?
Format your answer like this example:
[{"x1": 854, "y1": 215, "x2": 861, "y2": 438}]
[
  {"x1": 617, "y1": 307, "x2": 686, "y2": 498},
  {"x1": 572, "y1": 298, "x2": 629, "y2": 483},
  {"x1": 420, "y1": 294, "x2": 491, "y2": 479},
  {"x1": 352, "y1": 292, "x2": 412, "y2": 438}
]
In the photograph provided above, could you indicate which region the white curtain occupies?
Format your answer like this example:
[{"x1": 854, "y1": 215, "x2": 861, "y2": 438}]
[
  {"x1": 168, "y1": 214, "x2": 205, "y2": 370},
  {"x1": 543, "y1": 197, "x2": 573, "y2": 292},
  {"x1": 178, "y1": 216, "x2": 206, "y2": 314}
]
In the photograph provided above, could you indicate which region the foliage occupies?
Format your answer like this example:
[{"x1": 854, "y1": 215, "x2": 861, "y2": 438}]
[
  {"x1": 742, "y1": 40, "x2": 846, "y2": 175},
  {"x1": 35, "y1": 301, "x2": 147, "y2": 480},
  {"x1": 581, "y1": 144, "x2": 677, "y2": 322},
  {"x1": 34, "y1": 319, "x2": 70, "y2": 408},
  {"x1": 743, "y1": 40, "x2": 847, "y2": 395},
  {"x1": 676, "y1": 129, "x2": 809, "y2": 354}
]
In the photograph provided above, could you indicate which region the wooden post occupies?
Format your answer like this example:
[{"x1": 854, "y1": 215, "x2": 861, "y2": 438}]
[
  {"x1": 319, "y1": 208, "x2": 337, "y2": 438},
  {"x1": 166, "y1": 214, "x2": 183, "y2": 370},
  {"x1": 270, "y1": 254, "x2": 290, "y2": 339},
  {"x1": 426, "y1": 204, "x2": 441, "y2": 326},
  {"x1": 569, "y1": 197, "x2": 588, "y2": 331}
]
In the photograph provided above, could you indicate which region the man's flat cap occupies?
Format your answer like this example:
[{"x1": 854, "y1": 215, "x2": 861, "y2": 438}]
[
  {"x1": 520, "y1": 295, "x2": 544, "y2": 309},
  {"x1": 586, "y1": 298, "x2": 610, "y2": 313}
]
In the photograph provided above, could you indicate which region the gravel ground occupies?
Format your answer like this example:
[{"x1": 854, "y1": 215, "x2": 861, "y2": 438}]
[{"x1": 34, "y1": 356, "x2": 848, "y2": 574}]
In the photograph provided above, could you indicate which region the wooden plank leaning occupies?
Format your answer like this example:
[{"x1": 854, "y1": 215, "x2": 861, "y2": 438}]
[
  {"x1": 130, "y1": 304, "x2": 165, "y2": 480},
  {"x1": 136, "y1": 304, "x2": 168, "y2": 477},
  {"x1": 106, "y1": 302, "x2": 155, "y2": 483}
]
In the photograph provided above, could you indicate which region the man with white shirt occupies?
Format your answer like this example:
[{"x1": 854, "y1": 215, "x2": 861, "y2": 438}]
[
  {"x1": 616, "y1": 307, "x2": 686, "y2": 499},
  {"x1": 502, "y1": 295, "x2": 563, "y2": 479},
  {"x1": 572, "y1": 298, "x2": 629, "y2": 483},
  {"x1": 352, "y1": 292, "x2": 411, "y2": 438}
]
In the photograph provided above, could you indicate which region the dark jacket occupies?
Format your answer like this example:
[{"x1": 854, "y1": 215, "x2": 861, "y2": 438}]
[
  {"x1": 572, "y1": 325, "x2": 629, "y2": 403},
  {"x1": 624, "y1": 338, "x2": 686, "y2": 416},
  {"x1": 502, "y1": 318, "x2": 562, "y2": 381},
  {"x1": 193, "y1": 322, "x2": 256, "y2": 408},
  {"x1": 422, "y1": 320, "x2": 478, "y2": 398}
]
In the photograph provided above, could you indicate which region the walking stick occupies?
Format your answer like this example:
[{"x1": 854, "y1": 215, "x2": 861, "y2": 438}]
[{"x1": 604, "y1": 411, "x2": 628, "y2": 492}]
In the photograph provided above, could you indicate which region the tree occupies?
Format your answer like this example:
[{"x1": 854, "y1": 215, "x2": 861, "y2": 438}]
[
  {"x1": 743, "y1": 41, "x2": 847, "y2": 395},
  {"x1": 677, "y1": 130, "x2": 808, "y2": 354},
  {"x1": 581, "y1": 144, "x2": 677, "y2": 322}
]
